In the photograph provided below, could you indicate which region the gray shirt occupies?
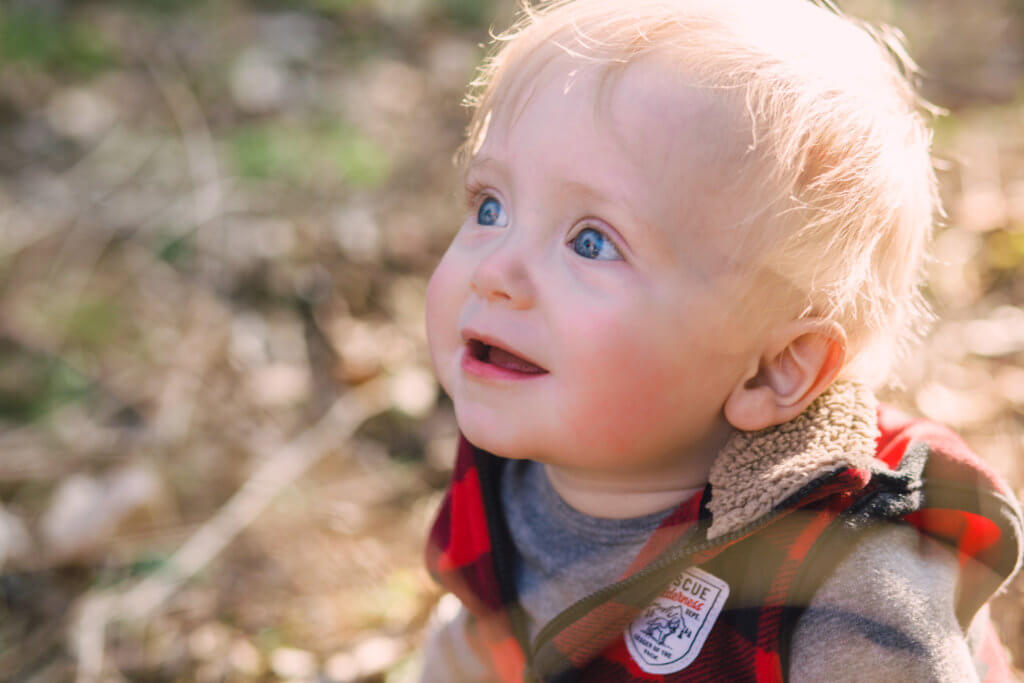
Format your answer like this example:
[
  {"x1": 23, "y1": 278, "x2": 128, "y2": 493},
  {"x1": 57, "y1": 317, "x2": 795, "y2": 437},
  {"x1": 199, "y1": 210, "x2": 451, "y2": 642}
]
[{"x1": 500, "y1": 459, "x2": 683, "y2": 645}]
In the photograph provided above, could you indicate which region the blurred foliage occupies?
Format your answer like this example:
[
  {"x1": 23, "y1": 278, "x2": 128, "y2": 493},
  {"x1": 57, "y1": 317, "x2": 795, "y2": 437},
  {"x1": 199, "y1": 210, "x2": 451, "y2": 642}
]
[
  {"x1": 64, "y1": 296, "x2": 123, "y2": 350},
  {"x1": 0, "y1": 344, "x2": 91, "y2": 422},
  {"x1": 229, "y1": 120, "x2": 391, "y2": 188},
  {"x1": 435, "y1": 0, "x2": 499, "y2": 27},
  {"x1": 257, "y1": 0, "x2": 374, "y2": 13},
  {"x1": 91, "y1": 550, "x2": 171, "y2": 589},
  {"x1": 251, "y1": 0, "x2": 497, "y2": 26},
  {"x1": 0, "y1": 7, "x2": 116, "y2": 75},
  {"x1": 114, "y1": 0, "x2": 205, "y2": 13},
  {"x1": 156, "y1": 231, "x2": 195, "y2": 267},
  {"x1": 986, "y1": 229, "x2": 1024, "y2": 271}
]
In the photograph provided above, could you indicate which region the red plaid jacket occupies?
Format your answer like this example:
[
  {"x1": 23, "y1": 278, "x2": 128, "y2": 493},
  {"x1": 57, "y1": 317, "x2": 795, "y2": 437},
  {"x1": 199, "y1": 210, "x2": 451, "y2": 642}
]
[{"x1": 426, "y1": 401, "x2": 1023, "y2": 682}]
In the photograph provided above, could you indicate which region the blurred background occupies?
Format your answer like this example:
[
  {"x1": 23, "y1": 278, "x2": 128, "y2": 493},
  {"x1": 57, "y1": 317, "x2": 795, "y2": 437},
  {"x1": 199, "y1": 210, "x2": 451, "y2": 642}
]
[{"x1": 0, "y1": 0, "x2": 1022, "y2": 680}]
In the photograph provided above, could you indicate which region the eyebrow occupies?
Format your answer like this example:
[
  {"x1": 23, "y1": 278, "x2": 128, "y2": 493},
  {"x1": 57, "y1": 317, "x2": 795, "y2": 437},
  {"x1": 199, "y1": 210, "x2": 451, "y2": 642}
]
[
  {"x1": 464, "y1": 156, "x2": 504, "y2": 177},
  {"x1": 557, "y1": 177, "x2": 665, "y2": 252}
]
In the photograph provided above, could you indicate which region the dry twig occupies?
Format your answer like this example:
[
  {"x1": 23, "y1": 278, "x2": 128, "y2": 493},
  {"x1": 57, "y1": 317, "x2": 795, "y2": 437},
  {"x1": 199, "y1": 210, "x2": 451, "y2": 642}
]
[{"x1": 68, "y1": 377, "x2": 393, "y2": 683}]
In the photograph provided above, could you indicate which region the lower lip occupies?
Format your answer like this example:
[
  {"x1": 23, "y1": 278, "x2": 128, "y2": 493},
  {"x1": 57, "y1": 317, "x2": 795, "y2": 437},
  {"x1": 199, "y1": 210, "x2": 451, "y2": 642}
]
[{"x1": 460, "y1": 348, "x2": 549, "y2": 381}]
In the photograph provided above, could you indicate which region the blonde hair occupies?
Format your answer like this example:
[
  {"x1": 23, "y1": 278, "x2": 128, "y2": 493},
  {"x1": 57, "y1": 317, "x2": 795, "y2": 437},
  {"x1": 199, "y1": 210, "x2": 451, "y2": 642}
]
[{"x1": 460, "y1": 0, "x2": 941, "y2": 387}]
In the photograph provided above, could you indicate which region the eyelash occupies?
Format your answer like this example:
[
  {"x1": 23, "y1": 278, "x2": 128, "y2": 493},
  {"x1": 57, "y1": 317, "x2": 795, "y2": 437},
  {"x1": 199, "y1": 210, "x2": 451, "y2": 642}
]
[{"x1": 464, "y1": 180, "x2": 489, "y2": 211}]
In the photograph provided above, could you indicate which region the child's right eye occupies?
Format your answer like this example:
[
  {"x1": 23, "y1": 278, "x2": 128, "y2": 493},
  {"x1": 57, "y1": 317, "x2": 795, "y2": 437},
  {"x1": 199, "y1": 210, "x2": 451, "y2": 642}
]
[{"x1": 476, "y1": 196, "x2": 508, "y2": 227}]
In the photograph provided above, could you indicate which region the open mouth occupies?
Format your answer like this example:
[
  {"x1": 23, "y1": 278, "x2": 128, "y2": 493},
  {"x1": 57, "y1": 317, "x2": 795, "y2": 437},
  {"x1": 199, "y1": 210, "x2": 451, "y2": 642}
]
[{"x1": 466, "y1": 339, "x2": 548, "y2": 375}]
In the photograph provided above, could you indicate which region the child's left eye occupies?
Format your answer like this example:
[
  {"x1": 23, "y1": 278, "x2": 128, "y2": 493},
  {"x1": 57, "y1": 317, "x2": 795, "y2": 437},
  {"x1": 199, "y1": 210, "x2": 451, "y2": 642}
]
[
  {"x1": 476, "y1": 196, "x2": 508, "y2": 227},
  {"x1": 570, "y1": 227, "x2": 622, "y2": 261}
]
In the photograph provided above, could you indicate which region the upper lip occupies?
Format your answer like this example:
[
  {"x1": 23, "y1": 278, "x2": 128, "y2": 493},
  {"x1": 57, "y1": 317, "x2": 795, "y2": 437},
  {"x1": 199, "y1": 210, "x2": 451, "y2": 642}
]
[{"x1": 460, "y1": 327, "x2": 549, "y2": 372}]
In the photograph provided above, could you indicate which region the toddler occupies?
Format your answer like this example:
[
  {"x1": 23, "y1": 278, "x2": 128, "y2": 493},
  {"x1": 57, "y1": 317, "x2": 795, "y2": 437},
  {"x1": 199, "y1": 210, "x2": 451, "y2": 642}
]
[{"x1": 419, "y1": 0, "x2": 1024, "y2": 680}]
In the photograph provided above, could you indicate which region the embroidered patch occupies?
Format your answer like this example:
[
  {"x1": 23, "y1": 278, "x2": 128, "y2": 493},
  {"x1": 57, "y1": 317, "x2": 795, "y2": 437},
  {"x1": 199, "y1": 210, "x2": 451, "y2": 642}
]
[{"x1": 624, "y1": 566, "x2": 729, "y2": 675}]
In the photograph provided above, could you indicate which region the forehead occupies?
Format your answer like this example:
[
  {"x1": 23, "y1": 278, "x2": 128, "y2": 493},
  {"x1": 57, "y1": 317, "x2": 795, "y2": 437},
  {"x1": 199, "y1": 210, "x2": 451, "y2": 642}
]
[
  {"x1": 475, "y1": 53, "x2": 763, "y2": 273},
  {"x1": 486, "y1": 52, "x2": 746, "y2": 163}
]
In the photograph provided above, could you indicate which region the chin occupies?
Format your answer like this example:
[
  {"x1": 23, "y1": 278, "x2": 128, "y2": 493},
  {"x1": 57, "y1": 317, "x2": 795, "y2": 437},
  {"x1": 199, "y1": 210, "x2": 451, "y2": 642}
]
[
  {"x1": 455, "y1": 411, "x2": 535, "y2": 461},
  {"x1": 458, "y1": 422, "x2": 510, "y2": 458}
]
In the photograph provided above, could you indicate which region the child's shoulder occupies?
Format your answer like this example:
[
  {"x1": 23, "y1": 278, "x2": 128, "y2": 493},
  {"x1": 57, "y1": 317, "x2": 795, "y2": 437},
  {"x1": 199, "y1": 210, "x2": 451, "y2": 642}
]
[
  {"x1": 791, "y1": 521, "x2": 993, "y2": 681},
  {"x1": 788, "y1": 402, "x2": 1023, "y2": 680},
  {"x1": 872, "y1": 400, "x2": 1022, "y2": 547},
  {"x1": 864, "y1": 400, "x2": 1021, "y2": 595}
]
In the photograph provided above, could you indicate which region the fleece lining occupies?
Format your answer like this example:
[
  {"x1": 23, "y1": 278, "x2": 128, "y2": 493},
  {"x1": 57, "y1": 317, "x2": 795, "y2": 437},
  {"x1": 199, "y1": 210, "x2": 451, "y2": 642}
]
[{"x1": 707, "y1": 380, "x2": 879, "y2": 539}]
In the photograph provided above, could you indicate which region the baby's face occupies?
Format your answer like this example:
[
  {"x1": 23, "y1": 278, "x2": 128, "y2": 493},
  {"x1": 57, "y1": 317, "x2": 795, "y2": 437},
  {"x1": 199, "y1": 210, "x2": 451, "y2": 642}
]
[{"x1": 427, "y1": 55, "x2": 770, "y2": 478}]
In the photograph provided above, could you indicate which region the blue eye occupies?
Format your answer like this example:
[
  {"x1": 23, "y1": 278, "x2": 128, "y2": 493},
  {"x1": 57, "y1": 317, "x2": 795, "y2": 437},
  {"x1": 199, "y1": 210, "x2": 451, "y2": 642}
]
[
  {"x1": 476, "y1": 196, "x2": 508, "y2": 227},
  {"x1": 571, "y1": 227, "x2": 622, "y2": 261}
]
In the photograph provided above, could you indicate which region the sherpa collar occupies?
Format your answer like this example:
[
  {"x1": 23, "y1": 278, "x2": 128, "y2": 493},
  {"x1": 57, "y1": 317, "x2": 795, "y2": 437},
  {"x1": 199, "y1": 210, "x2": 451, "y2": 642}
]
[{"x1": 706, "y1": 380, "x2": 880, "y2": 539}]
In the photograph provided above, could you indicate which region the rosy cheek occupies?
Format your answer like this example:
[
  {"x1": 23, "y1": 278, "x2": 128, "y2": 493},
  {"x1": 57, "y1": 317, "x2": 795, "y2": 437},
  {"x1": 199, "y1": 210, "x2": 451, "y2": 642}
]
[
  {"x1": 425, "y1": 251, "x2": 466, "y2": 373},
  {"x1": 424, "y1": 268, "x2": 447, "y2": 331},
  {"x1": 557, "y1": 313, "x2": 680, "y2": 454},
  {"x1": 426, "y1": 246, "x2": 464, "y2": 315},
  {"x1": 424, "y1": 279, "x2": 443, "y2": 350},
  {"x1": 555, "y1": 324, "x2": 619, "y2": 409}
]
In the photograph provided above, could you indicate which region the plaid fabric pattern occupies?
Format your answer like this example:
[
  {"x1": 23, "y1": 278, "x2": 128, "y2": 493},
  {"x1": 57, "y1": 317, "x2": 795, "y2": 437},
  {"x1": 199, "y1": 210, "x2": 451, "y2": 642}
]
[{"x1": 425, "y1": 405, "x2": 1024, "y2": 682}]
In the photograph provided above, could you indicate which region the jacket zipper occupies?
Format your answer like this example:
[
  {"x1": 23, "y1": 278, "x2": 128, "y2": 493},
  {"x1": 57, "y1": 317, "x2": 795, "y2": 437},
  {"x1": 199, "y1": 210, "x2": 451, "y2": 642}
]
[{"x1": 528, "y1": 505, "x2": 790, "y2": 667}]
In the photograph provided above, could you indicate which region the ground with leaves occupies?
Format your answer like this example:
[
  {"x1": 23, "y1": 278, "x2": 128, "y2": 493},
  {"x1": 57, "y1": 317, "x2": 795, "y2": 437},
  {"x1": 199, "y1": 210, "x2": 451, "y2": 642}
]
[{"x1": 0, "y1": 0, "x2": 1022, "y2": 681}]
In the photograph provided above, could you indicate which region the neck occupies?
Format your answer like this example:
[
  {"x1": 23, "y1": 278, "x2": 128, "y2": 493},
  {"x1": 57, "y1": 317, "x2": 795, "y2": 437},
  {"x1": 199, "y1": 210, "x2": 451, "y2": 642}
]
[
  {"x1": 544, "y1": 464, "x2": 706, "y2": 519},
  {"x1": 542, "y1": 419, "x2": 733, "y2": 519}
]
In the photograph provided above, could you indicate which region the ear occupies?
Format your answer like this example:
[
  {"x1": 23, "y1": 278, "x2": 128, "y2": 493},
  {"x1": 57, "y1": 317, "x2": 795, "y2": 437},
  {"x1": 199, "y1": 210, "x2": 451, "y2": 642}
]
[{"x1": 723, "y1": 319, "x2": 846, "y2": 431}]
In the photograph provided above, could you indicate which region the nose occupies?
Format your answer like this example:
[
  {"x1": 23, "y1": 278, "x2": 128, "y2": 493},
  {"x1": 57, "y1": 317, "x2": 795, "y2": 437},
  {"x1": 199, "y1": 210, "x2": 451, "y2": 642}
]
[{"x1": 469, "y1": 242, "x2": 536, "y2": 309}]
